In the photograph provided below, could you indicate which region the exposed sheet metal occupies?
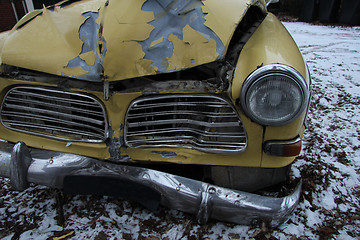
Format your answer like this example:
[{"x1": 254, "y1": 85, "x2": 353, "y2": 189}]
[
  {"x1": 138, "y1": 0, "x2": 224, "y2": 72},
  {"x1": 67, "y1": 11, "x2": 107, "y2": 81}
]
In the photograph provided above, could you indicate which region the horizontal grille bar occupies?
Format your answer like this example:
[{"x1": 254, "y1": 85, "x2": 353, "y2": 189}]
[
  {"x1": 5, "y1": 96, "x2": 104, "y2": 117},
  {"x1": 127, "y1": 127, "x2": 245, "y2": 137},
  {"x1": 125, "y1": 94, "x2": 247, "y2": 153},
  {"x1": 127, "y1": 119, "x2": 241, "y2": 128},
  {"x1": 1, "y1": 86, "x2": 107, "y2": 142},
  {"x1": 127, "y1": 110, "x2": 238, "y2": 119}
]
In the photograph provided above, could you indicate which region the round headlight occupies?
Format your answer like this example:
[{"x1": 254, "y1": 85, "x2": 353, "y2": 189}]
[{"x1": 240, "y1": 64, "x2": 309, "y2": 126}]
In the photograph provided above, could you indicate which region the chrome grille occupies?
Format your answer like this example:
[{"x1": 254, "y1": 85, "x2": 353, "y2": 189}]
[
  {"x1": 125, "y1": 95, "x2": 247, "y2": 153},
  {"x1": 1, "y1": 86, "x2": 107, "y2": 142}
]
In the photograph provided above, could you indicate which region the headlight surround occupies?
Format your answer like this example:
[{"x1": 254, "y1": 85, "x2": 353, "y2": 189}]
[{"x1": 240, "y1": 64, "x2": 309, "y2": 126}]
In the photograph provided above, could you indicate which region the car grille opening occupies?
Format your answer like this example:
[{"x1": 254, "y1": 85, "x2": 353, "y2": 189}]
[
  {"x1": 1, "y1": 86, "x2": 107, "y2": 142},
  {"x1": 125, "y1": 95, "x2": 247, "y2": 153}
]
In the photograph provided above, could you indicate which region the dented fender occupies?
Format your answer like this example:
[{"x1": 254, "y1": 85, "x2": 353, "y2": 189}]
[{"x1": 231, "y1": 13, "x2": 310, "y2": 168}]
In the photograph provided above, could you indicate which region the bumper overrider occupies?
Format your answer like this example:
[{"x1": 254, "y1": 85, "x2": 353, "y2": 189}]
[{"x1": 0, "y1": 140, "x2": 301, "y2": 227}]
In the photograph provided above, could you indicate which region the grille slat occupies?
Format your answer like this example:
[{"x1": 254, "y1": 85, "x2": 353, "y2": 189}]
[
  {"x1": 3, "y1": 103, "x2": 104, "y2": 126},
  {"x1": 127, "y1": 127, "x2": 245, "y2": 138},
  {"x1": 127, "y1": 111, "x2": 238, "y2": 119},
  {"x1": 127, "y1": 119, "x2": 241, "y2": 128},
  {"x1": 1, "y1": 86, "x2": 107, "y2": 142},
  {"x1": 10, "y1": 89, "x2": 100, "y2": 106},
  {"x1": 127, "y1": 137, "x2": 247, "y2": 147},
  {"x1": 2, "y1": 121, "x2": 103, "y2": 139},
  {"x1": 125, "y1": 95, "x2": 247, "y2": 153},
  {"x1": 5, "y1": 96, "x2": 104, "y2": 117},
  {"x1": 1, "y1": 112, "x2": 105, "y2": 134},
  {"x1": 132, "y1": 102, "x2": 228, "y2": 110}
]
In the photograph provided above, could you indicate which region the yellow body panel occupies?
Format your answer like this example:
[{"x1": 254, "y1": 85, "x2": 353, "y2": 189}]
[
  {"x1": 1, "y1": 0, "x2": 266, "y2": 82},
  {"x1": 232, "y1": 13, "x2": 307, "y2": 100},
  {"x1": 0, "y1": 31, "x2": 9, "y2": 66},
  {"x1": 231, "y1": 13, "x2": 309, "y2": 168},
  {"x1": 0, "y1": 1, "x2": 309, "y2": 168}
]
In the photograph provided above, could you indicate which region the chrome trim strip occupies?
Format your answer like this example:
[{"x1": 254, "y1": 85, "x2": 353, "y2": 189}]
[
  {"x1": 127, "y1": 118, "x2": 241, "y2": 128},
  {"x1": 1, "y1": 112, "x2": 105, "y2": 133},
  {"x1": 0, "y1": 141, "x2": 301, "y2": 227},
  {"x1": 0, "y1": 86, "x2": 108, "y2": 143},
  {"x1": 3, "y1": 104, "x2": 104, "y2": 125},
  {"x1": 132, "y1": 102, "x2": 228, "y2": 109},
  {"x1": 5, "y1": 96, "x2": 104, "y2": 117},
  {"x1": 2, "y1": 121, "x2": 104, "y2": 139},
  {"x1": 9, "y1": 89, "x2": 101, "y2": 106},
  {"x1": 127, "y1": 111, "x2": 238, "y2": 119},
  {"x1": 127, "y1": 127, "x2": 245, "y2": 138}
]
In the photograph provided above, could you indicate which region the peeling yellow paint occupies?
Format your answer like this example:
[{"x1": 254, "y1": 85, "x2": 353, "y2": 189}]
[
  {"x1": 1, "y1": 1, "x2": 97, "y2": 76},
  {"x1": 80, "y1": 51, "x2": 96, "y2": 66},
  {"x1": 102, "y1": 0, "x2": 155, "y2": 41},
  {"x1": 61, "y1": 66, "x2": 88, "y2": 77},
  {"x1": 107, "y1": 0, "x2": 154, "y2": 26},
  {"x1": 103, "y1": 41, "x2": 156, "y2": 79},
  {"x1": 102, "y1": 0, "x2": 155, "y2": 79},
  {"x1": 12, "y1": 9, "x2": 42, "y2": 30},
  {"x1": 202, "y1": 0, "x2": 249, "y2": 48},
  {"x1": 167, "y1": 28, "x2": 218, "y2": 71},
  {"x1": 135, "y1": 58, "x2": 156, "y2": 76},
  {"x1": 57, "y1": 0, "x2": 105, "y2": 12},
  {"x1": 150, "y1": 37, "x2": 164, "y2": 48},
  {"x1": 1, "y1": 0, "x2": 266, "y2": 81}
]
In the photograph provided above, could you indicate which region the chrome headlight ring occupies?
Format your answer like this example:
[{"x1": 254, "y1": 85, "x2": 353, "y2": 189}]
[{"x1": 240, "y1": 64, "x2": 309, "y2": 126}]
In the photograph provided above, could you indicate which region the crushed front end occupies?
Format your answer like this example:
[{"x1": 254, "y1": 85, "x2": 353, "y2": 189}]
[{"x1": 0, "y1": 0, "x2": 310, "y2": 226}]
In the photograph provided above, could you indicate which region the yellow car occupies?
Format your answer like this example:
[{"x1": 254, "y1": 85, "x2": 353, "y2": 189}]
[{"x1": 0, "y1": 0, "x2": 310, "y2": 226}]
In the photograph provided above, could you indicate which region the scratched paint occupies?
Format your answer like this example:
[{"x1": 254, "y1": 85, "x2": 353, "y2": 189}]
[
  {"x1": 66, "y1": 12, "x2": 107, "y2": 81},
  {"x1": 152, "y1": 151, "x2": 178, "y2": 158},
  {"x1": 139, "y1": 0, "x2": 225, "y2": 72}
]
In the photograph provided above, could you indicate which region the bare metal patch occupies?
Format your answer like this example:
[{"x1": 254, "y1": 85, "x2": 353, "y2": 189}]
[
  {"x1": 66, "y1": 12, "x2": 107, "y2": 81},
  {"x1": 138, "y1": 0, "x2": 225, "y2": 72},
  {"x1": 152, "y1": 151, "x2": 178, "y2": 158}
]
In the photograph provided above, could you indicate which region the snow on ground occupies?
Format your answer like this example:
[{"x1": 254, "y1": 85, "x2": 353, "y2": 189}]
[{"x1": 0, "y1": 22, "x2": 359, "y2": 239}]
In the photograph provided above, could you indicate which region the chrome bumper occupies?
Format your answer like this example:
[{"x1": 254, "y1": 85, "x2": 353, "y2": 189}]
[{"x1": 0, "y1": 141, "x2": 301, "y2": 227}]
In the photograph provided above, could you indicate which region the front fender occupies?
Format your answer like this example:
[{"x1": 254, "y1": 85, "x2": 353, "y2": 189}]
[{"x1": 232, "y1": 13, "x2": 310, "y2": 168}]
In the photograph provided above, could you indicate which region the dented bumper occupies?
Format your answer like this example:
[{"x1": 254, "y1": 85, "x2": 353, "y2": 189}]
[{"x1": 0, "y1": 140, "x2": 301, "y2": 227}]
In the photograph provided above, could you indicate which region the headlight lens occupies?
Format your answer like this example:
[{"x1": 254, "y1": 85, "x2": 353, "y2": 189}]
[{"x1": 240, "y1": 65, "x2": 309, "y2": 126}]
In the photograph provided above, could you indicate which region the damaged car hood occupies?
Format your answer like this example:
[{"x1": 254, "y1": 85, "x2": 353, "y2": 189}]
[{"x1": 0, "y1": 0, "x2": 266, "y2": 82}]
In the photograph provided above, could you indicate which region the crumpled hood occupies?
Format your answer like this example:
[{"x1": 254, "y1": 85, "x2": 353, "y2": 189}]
[{"x1": 0, "y1": 0, "x2": 266, "y2": 82}]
